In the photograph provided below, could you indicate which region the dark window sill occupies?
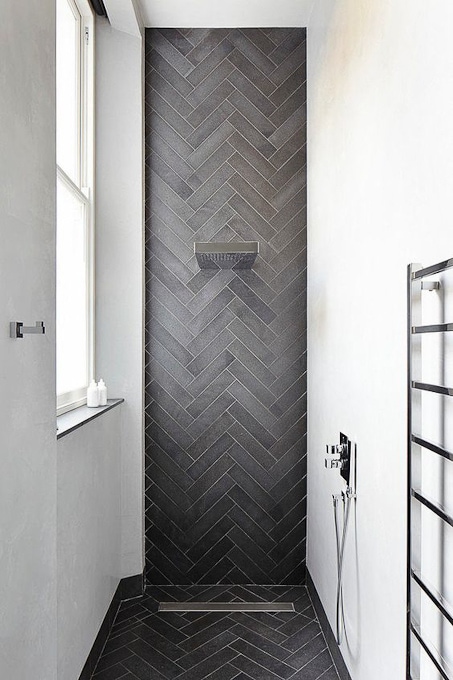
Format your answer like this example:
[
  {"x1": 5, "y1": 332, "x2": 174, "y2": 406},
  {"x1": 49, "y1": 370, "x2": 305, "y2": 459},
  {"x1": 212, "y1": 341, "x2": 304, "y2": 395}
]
[{"x1": 57, "y1": 399, "x2": 124, "y2": 440}]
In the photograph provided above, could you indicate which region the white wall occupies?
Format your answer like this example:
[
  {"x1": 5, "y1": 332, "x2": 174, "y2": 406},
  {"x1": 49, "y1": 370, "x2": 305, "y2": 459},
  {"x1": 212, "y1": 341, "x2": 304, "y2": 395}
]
[
  {"x1": 57, "y1": 410, "x2": 122, "y2": 680},
  {"x1": 0, "y1": 2, "x2": 57, "y2": 678},
  {"x1": 307, "y1": 2, "x2": 453, "y2": 679},
  {"x1": 138, "y1": 0, "x2": 314, "y2": 28},
  {"x1": 95, "y1": 18, "x2": 144, "y2": 578}
]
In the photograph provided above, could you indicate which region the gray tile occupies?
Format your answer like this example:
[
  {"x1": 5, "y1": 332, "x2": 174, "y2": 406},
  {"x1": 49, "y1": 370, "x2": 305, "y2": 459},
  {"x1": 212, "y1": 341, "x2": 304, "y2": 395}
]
[
  {"x1": 228, "y1": 381, "x2": 277, "y2": 429},
  {"x1": 228, "y1": 68, "x2": 276, "y2": 117},
  {"x1": 149, "y1": 130, "x2": 197, "y2": 183},
  {"x1": 269, "y1": 29, "x2": 306, "y2": 67},
  {"x1": 189, "y1": 288, "x2": 235, "y2": 335},
  {"x1": 186, "y1": 350, "x2": 236, "y2": 398},
  {"x1": 187, "y1": 58, "x2": 235, "y2": 108},
  {"x1": 151, "y1": 89, "x2": 195, "y2": 139},
  {"x1": 227, "y1": 441, "x2": 273, "y2": 491},
  {"x1": 151, "y1": 171, "x2": 195, "y2": 223},
  {"x1": 227, "y1": 111, "x2": 277, "y2": 158},
  {"x1": 187, "y1": 121, "x2": 234, "y2": 169},
  {"x1": 158, "y1": 28, "x2": 194, "y2": 56},
  {"x1": 148, "y1": 69, "x2": 195, "y2": 117},
  {"x1": 147, "y1": 255, "x2": 194, "y2": 305},
  {"x1": 146, "y1": 358, "x2": 193, "y2": 409},
  {"x1": 227, "y1": 420, "x2": 276, "y2": 470},
  {"x1": 228, "y1": 89, "x2": 276, "y2": 139},
  {"x1": 270, "y1": 64, "x2": 307, "y2": 108},
  {"x1": 228, "y1": 173, "x2": 277, "y2": 221},
  {"x1": 150, "y1": 29, "x2": 194, "y2": 77},
  {"x1": 148, "y1": 339, "x2": 193, "y2": 388},
  {"x1": 148, "y1": 401, "x2": 194, "y2": 450},
  {"x1": 187, "y1": 183, "x2": 236, "y2": 231},
  {"x1": 188, "y1": 79, "x2": 235, "y2": 128},
  {"x1": 228, "y1": 401, "x2": 276, "y2": 449},
  {"x1": 269, "y1": 104, "x2": 307, "y2": 149},
  {"x1": 151, "y1": 214, "x2": 194, "y2": 264},
  {"x1": 150, "y1": 152, "x2": 194, "y2": 200},
  {"x1": 149, "y1": 110, "x2": 194, "y2": 159},
  {"x1": 188, "y1": 162, "x2": 236, "y2": 212},
  {"x1": 186, "y1": 305, "x2": 233, "y2": 354},
  {"x1": 228, "y1": 194, "x2": 276, "y2": 243},
  {"x1": 186, "y1": 29, "x2": 232, "y2": 66},
  {"x1": 187, "y1": 100, "x2": 235, "y2": 149},
  {"x1": 147, "y1": 49, "x2": 194, "y2": 97},
  {"x1": 228, "y1": 359, "x2": 275, "y2": 410},
  {"x1": 186, "y1": 454, "x2": 235, "y2": 502},
  {"x1": 188, "y1": 141, "x2": 234, "y2": 189},
  {"x1": 187, "y1": 328, "x2": 234, "y2": 377},
  {"x1": 270, "y1": 148, "x2": 306, "y2": 191},
  {"x1": 228, "y1": 318, "x2": 276, "y2": 365},
  {"x1": 149, "y1": 199, "x2": 194, "y2": 255},
  {"x1": 145, "y1": 28, "x2": 307, "y2": 588},
  {"x1": 269, "y1": 41, "x2": 306, "y2": 86},
  {"x1": 228, "y1": 49, "x2": 276, "y2": 96},
  {"x1": 187, "y1": 410, "x2": 235, "y2": 460},
  {"x1": 228, "y1": 339, "x2": 276, "y2": 387},
  {"x1": 228, "y1": 152, "x2": 277, "y2": 202},
  {"x1": 228, "y1": 277, "x2": 276, "y2": 324},
  {"x1": 271, "y1": 168, "x2": 306, "y2": 212},
  {"x1": 150, "y1": 296, "x2": 194, "y2": 347},
  {"x1": 229, "y1": 29, "x2": 276, "y2": 74},
  {"x1": 149, "y1": 317, "x2": 193, "y2": 366},
  {"x1": 187, "y1": 39, "x2": 235, "y2": 86},
  {"x1": 228, "y1": 132, "x2": 277, "y2": 179}
]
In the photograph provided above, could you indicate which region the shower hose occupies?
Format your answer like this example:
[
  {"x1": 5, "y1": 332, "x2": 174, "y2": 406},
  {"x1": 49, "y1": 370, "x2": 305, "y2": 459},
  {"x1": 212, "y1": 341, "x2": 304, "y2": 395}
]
[{"x1": 332, "y1": 488, "x2": 354, "y2": 646}]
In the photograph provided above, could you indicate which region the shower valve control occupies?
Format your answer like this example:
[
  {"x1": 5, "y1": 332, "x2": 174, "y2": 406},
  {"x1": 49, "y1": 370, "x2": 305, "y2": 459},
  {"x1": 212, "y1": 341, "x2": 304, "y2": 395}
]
[
  {"x1": 325, "y1": 433, "x2": 352, "y2": 485},
  {"x1": 326, "y1": 444, "x2": 346, "y2": 456},
  {"x1": 325, "y1": 458, "x2": 343, "y2": 469}
]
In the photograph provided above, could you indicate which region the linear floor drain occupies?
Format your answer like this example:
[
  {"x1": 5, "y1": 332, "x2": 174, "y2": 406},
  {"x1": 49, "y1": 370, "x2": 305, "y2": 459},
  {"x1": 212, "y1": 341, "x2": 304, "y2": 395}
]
[{"x1": 158, "y1": 602, "x2": 294, "y2": 612}]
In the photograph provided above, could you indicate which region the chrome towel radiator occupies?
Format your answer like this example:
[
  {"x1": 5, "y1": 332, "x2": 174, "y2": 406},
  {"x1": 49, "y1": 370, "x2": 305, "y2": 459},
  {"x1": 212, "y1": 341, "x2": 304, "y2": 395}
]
[{"x1": 407, "y1": 258, "x2": 453, "y2": 679}]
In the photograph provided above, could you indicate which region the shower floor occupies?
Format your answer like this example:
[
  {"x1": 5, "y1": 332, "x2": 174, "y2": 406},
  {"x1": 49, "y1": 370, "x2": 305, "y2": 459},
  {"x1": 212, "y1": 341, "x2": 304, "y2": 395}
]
[{"x1": 92, "y1": 585, "x2": 340, "y2": 680}]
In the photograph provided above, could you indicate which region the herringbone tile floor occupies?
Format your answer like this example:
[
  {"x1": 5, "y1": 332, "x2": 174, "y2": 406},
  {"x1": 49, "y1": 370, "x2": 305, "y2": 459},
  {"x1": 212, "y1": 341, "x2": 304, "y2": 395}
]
[{"x1": 92, "y1": 586, "x2": 339, "y2": 680}]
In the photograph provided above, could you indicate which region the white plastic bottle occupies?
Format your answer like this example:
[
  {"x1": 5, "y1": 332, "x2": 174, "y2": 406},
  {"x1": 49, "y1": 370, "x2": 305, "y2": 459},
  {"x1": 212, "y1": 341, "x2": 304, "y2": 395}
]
[
  {"x1": 87, "y1": 380, "x2": 99, "y2": 407},
  {"x1": 97, "y1": 378, "x2": 107, "y2": 406}
]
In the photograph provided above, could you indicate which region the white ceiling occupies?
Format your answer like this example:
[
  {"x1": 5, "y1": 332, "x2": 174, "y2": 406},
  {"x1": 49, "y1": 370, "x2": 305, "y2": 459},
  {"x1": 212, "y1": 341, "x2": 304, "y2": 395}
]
[{"x1": 135, "y1": 0, "x2": 314, "y2": 28}]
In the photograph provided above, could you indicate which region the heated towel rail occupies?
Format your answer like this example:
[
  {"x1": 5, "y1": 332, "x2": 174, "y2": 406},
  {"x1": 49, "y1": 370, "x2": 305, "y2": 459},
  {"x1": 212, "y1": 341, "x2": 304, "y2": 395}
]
[{"x1": 407, "y1": 258, "x2": 453, "y2": 679}]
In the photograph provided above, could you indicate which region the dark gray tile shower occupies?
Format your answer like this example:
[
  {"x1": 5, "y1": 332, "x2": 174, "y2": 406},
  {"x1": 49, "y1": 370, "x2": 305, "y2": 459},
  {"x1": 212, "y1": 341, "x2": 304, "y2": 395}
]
[
  {"x1": 92, "y1": 586, "x2": 340, "y2": 680},
  {"x1": 145, "y1": 28, "x2": 307, "y2": 585}
]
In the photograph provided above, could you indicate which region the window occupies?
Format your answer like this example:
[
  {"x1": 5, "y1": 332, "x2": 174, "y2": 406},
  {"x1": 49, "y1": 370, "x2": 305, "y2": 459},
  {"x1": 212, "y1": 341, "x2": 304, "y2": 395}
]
[{"x1": 56, "y1": 0, "x2": 94, "y2": 414}]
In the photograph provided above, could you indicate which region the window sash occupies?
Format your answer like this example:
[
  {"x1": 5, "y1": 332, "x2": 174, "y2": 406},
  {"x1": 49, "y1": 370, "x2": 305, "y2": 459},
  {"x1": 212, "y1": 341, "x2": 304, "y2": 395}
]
[{"x1": 56, "y1": 0, "x2": 94, "y2": 415}]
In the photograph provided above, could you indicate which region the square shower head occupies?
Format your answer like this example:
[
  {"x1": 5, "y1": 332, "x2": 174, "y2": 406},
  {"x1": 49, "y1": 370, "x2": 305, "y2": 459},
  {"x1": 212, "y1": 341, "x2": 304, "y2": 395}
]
[{"x1": 194, "y1": 242, "x2": 259, "y2": 270}]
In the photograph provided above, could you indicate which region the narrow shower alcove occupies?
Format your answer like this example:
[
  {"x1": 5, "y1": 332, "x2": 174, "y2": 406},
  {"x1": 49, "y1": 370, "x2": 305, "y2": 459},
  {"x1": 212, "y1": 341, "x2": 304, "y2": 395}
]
[
  {"x1": 91, "y1": 26, "x2": 340, "y2": 680},
  {"x1": 144, "y1": 26, "x2": 308, "y2": 588}
]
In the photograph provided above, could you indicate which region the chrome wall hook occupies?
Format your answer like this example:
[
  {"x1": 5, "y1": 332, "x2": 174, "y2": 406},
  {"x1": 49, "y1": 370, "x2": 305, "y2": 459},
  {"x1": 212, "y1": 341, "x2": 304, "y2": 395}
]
[{"x1": 10, "y1": 321, "x2": 45, "y2": 339}]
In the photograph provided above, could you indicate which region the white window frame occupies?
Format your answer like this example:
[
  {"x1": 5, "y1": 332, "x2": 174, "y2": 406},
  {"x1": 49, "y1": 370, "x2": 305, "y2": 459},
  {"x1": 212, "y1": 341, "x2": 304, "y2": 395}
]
[{"x1": 56, "y1": 0, "x2": 95, "y2": 415}]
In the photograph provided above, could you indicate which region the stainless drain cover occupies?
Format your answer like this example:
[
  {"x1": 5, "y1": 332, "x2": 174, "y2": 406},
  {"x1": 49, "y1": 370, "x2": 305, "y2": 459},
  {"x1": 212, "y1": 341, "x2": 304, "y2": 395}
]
[{"x1": 158, "y1": 601, "x2": 294, "y2": 612}]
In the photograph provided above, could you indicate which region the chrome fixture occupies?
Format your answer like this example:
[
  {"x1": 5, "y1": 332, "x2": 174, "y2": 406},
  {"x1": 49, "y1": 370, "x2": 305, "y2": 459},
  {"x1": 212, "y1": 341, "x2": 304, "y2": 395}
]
[
  {"x1": 10, "y1": 321, "x2": 45, "y2": 339},
  {"x1": 194, "y1": 241, "x2": 259, "y2": 270},
  {"x1": 159, "y1": 602, "x2": 294, "y2": 612},
  {"x1": 407, "y1": 257, "x2": 453, "y2": 678},
  {"x1": 325, "y1": 433, "x2": 356, "y2": 646},
  {"x1": 325, "y1": 434, "x2": 351, "y2": 485},
  {"x1": 421, "y1": 280, "x2": 440, "y2": 291}
]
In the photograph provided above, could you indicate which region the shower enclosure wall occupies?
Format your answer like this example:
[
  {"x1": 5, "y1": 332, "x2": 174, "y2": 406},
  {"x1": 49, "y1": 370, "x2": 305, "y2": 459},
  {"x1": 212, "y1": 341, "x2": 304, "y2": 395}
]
[{"x1": 144, "y1": 28, "x2": 307, "y2": 585}]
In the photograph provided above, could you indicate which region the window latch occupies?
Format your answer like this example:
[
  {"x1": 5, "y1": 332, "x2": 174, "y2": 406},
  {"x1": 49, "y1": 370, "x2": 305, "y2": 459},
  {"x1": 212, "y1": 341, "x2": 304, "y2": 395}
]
[{"x1": 10, "y1": 321, "x2": 45, "y2": 339}]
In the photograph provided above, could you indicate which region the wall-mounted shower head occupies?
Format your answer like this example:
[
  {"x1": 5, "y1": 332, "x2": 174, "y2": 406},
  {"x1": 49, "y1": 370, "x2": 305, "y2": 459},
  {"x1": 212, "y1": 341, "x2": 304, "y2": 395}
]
[{"x1": 194, "y1": 242, "x2": 259, "y2": 270}]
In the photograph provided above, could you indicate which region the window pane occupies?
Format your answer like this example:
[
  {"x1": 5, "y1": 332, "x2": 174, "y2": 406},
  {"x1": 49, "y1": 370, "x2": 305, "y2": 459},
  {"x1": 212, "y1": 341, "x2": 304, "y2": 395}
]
[
  {"x1": 56, "y1": 0, "x2": 79, "y2": 183},
  {"x1": 57, "y1": 179, "x2": 88, "y2": 396}
]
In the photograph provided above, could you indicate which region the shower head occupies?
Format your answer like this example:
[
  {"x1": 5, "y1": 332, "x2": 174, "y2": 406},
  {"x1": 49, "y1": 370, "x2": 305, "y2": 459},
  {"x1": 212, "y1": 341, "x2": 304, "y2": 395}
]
[{"x1": 194, "y1": 242, "x2": 259, "y2": 270}]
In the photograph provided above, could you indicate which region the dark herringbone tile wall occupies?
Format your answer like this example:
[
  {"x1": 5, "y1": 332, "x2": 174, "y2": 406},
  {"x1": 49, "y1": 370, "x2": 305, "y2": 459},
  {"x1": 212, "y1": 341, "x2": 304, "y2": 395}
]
[{"x1": 145, "y1": 28, "x2": 307, "y2": 585}]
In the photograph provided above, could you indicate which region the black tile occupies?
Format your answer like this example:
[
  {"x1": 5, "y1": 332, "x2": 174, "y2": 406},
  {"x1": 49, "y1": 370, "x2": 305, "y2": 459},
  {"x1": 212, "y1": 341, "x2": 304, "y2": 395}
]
[{"x1": 145, "y1": 28, "x2": 306, "y2": 587}]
